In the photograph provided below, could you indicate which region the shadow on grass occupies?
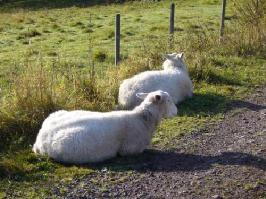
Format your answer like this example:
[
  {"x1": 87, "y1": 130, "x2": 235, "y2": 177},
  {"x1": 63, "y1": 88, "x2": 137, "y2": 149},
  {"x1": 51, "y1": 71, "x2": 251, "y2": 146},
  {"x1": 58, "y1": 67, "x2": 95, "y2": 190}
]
[
  {"x1": 190, "y1": 70, "x2": 243, "y2": 87},
  {"x1": 1, "y1": 149, "x2": 265, "y2": 181},
  {"x1": 177, "y1": 92, "x2": 266, "y2": 117},
  {"x1": 178, "y1": 92, "x2": 229, "y2": 117},
  {"x1": 0, "y1": 0, "x2": 123, "y2": 11},
  {"x1": 88, "y1": 149, "x2": 266, "y2": 172},
  {"x1": 206, "y1": 71, "x2": 243, "y2": 86}
]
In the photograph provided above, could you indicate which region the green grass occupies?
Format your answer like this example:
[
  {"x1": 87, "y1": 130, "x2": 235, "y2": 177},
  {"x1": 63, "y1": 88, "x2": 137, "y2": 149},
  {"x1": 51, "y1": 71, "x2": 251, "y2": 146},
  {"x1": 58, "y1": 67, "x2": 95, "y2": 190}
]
[
  {"x1": 0, "y1": 150, "x2": 94, "y2": 198},
  {"x1": 0, "y1": 0, "x2": 266, "y2": 197},
  {"x1": 0, "y1": 0, "x2": 223, "y2": 82}
]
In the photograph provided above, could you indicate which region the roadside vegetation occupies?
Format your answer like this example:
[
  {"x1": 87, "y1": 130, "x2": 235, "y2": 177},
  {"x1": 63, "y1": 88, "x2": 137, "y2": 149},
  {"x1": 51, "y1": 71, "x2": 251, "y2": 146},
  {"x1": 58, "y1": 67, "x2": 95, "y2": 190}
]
[{"x1": 0, "y1": 0, "x2": 265, "y2": 197}]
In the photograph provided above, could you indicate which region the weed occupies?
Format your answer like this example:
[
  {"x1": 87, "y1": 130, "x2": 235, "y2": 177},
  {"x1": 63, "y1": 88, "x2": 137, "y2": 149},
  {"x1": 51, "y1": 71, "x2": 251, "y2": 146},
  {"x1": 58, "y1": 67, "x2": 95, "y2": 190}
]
[
  {"x1": 25, "y1": 18, "x2": 35, "y2": 24},
  {"x1": 106, "y1": 30, "x2": 115, "y2": 39},
  {"x1": 83, "y1": 28, "x2": 94, "y2": 33},
  {"x1": 73, "y1": 21, "x2": 84, "y2": 27},
  {"x1": 42, "y1": 29, "x2": 51, "y2": 33},
  {"x1": 125, "y1": 31, "x2": 135, "y2": 36},
  {"x1": 17, "y1": 29, "x2": 42, "y2": 40},
  {"x1": 94, "y1": 51, "x2": 107, "y2": 62},
  {"x1": 174, "y1": 27, "x2": 184, "y2": 32},
  {"x1": 150, "y1": 25, "x2": 167, "y2": 32},
  {"x1": 244, "y1": 183, "x2": 255, "y2": 191},
  {"x1": 47, "y1": 52, "x2": 58, "y2": 56}
]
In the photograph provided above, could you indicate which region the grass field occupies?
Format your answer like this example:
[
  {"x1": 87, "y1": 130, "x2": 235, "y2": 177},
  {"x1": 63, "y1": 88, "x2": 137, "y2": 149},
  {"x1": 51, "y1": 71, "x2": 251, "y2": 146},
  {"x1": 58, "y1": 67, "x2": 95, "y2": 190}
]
[
  {"x1": 0, "y1": 0, "x2": 222, "y2": 81},
  {"x1": 0, "y1": 0, "x2": 265, "y2": 197}
]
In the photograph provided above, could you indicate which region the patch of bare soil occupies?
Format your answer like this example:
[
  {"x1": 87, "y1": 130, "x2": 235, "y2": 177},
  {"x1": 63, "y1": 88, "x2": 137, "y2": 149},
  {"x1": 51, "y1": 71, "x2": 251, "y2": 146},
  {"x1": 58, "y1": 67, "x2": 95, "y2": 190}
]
[{"x1": 53, "y1": 87, "x2": 266, "y2": 199}]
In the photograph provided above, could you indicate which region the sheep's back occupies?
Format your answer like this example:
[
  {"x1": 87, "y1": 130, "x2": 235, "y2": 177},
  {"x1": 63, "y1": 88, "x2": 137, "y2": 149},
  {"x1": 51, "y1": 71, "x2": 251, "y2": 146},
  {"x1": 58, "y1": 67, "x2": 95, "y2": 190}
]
[
  {"x1": 119, "y1": 70, "x2": 190, "y2": 108},
  {"x1": 33, "y1": 110, "x2": 129, "y2": 163}
]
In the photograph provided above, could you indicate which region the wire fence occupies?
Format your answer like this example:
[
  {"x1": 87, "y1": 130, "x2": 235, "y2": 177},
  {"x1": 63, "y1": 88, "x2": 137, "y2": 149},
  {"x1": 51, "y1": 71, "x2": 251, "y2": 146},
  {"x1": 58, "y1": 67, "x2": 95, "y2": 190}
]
[{"x1": 0, "y1": 1, "x2": 227, "y2": 77}]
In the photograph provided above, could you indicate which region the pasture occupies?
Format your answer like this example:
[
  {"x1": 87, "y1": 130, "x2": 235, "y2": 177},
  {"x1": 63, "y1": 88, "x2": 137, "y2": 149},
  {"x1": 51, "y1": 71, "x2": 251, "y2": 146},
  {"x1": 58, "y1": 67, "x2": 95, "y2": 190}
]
[
  {"x1": 0, "y1": 0, "x2": 265, "y2": 197},
  {"x1": 0, "y1": 0, "x2": 223, "y2": 77}
]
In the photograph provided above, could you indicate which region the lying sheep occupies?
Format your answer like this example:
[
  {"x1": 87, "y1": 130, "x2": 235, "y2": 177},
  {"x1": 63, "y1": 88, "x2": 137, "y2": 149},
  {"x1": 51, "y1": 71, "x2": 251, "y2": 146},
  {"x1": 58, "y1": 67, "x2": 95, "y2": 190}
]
[
  {"x1": 118, "y1": 53, "x2": 193, "y2": 109},
  {"x1": 33, "y1": 90, "x2": 177, "y2": 164}
]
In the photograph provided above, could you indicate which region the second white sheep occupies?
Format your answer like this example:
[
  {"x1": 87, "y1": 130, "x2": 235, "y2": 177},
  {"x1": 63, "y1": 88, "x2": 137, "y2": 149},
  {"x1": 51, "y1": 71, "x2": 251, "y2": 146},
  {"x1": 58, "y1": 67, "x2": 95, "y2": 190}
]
[{"x1": 118, "y1": 53, "x2": 193, "y2": 109}]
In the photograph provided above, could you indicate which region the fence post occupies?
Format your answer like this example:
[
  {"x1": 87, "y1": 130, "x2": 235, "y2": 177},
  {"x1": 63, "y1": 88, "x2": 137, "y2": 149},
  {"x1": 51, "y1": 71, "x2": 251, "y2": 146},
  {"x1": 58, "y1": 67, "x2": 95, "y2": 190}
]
[
  {"x1": 115, "y1": 13, "x2": 120, "y2": 66},
  {"x1": 219, "y1": 0, "x2": 227, "y2": 41},
  {"x1": 169, "y1": 3, "x2": 175, "y2": 49},
  {"x1": 170, "y1": 3, "x2": 175, "y2": 35}
]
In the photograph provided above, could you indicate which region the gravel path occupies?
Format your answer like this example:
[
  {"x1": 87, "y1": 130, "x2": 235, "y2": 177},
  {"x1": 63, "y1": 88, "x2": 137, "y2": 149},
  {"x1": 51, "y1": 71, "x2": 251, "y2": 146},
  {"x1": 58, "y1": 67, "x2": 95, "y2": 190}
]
[{"x1": 53, "y1": 87, "x2": 266, "y2": 199}]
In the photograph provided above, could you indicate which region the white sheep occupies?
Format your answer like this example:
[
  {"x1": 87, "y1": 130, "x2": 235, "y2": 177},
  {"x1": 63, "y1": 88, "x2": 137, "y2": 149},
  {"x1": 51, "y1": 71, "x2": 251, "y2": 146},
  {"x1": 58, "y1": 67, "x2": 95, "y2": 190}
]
[
  {"x1": 118, "y1": 53, "x2": 193, "y2": 109},
  {"x1": 33, "y1": 90, "x2": 177, "y2": 164}
]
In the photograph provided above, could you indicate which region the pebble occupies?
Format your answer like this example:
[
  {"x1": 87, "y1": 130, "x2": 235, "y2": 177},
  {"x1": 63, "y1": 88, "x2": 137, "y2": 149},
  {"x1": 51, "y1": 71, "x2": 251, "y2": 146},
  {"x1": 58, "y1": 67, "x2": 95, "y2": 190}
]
[{"x1": 212, "y1": 194, "x2": 223, "y2": 199}]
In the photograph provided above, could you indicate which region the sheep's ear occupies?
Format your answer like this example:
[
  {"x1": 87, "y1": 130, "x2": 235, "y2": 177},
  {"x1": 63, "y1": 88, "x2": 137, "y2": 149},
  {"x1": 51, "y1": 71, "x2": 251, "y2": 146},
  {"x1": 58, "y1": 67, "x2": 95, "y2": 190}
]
[
  {"x1": 155, "y1": 95, "x2": 161, "y2": 101},
  {"x1": 136, "y1": 92, "x2": 148, "y2": 100},
  {"x1": 177, "y1": 52, "x2": 184, "y2": 59},
  {"x1": 152, "y1": 94, "x2": 162, "y2": 103}
]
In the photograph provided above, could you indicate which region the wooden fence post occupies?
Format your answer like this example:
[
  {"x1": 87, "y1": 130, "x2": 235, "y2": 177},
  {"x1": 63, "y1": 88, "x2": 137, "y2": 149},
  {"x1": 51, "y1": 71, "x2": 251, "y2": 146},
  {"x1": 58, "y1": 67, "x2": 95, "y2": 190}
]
[
  {"x1": 220, "y1": 0, "x2": 227, "y2": 41},
  {"x1": 170, "y1": 3, "x2": 175, "y2": 35},
  {"x1": 115, "y1": 13, "x2": 120, "y2": 66},
  {"x1": 169, "y1": 3, "x2": 175, "y2": 49}
]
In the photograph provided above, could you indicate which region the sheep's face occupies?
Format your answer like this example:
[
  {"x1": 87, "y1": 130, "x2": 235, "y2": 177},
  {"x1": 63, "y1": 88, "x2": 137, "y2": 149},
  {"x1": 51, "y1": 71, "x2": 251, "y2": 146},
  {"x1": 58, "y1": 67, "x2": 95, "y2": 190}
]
[
  {"x1": 163, "y1": 52, "x2": 187, "y2": 72},
  {"x1": 136, "y1": 90, "x2": 178, "y2": 118}
]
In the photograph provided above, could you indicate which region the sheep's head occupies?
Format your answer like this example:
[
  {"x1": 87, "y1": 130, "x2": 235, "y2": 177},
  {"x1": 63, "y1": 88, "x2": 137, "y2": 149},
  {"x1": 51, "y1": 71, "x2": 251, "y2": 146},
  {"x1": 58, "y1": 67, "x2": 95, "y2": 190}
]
[
  {"x1": 163, "y1": 52, "x2": 187, "y2": 72},
  {"x1": 136, "y1": 90, "x2": 177, "y2": 118}
]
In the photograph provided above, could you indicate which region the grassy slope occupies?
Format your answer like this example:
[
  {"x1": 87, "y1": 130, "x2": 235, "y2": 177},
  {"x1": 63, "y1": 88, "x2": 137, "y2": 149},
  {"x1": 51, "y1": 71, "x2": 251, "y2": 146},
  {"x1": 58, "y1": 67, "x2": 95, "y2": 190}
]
[
  {"x1": 0, "y1": 0, "x2": 221, "y2": 81},
  {"x1": 0, "y1": 0, "x2": 266, "y2": 198}
]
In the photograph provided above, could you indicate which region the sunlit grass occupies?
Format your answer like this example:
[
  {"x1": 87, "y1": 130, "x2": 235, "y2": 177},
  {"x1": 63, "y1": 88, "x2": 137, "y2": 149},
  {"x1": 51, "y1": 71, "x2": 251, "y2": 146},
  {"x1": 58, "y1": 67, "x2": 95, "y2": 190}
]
[{"x1": 0, "y1": 0, "x2": 223, "y2": 82}]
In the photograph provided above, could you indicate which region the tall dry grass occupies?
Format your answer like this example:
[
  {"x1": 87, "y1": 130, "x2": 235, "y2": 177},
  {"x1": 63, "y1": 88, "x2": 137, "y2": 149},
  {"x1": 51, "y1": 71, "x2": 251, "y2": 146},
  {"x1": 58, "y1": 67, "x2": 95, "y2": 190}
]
[
  {"x1": 0, "y1": 58, "x2": 116, "y2": 150},
  {"x1": 225, "y1": 0, "x2": 266, "y2": 56}
]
